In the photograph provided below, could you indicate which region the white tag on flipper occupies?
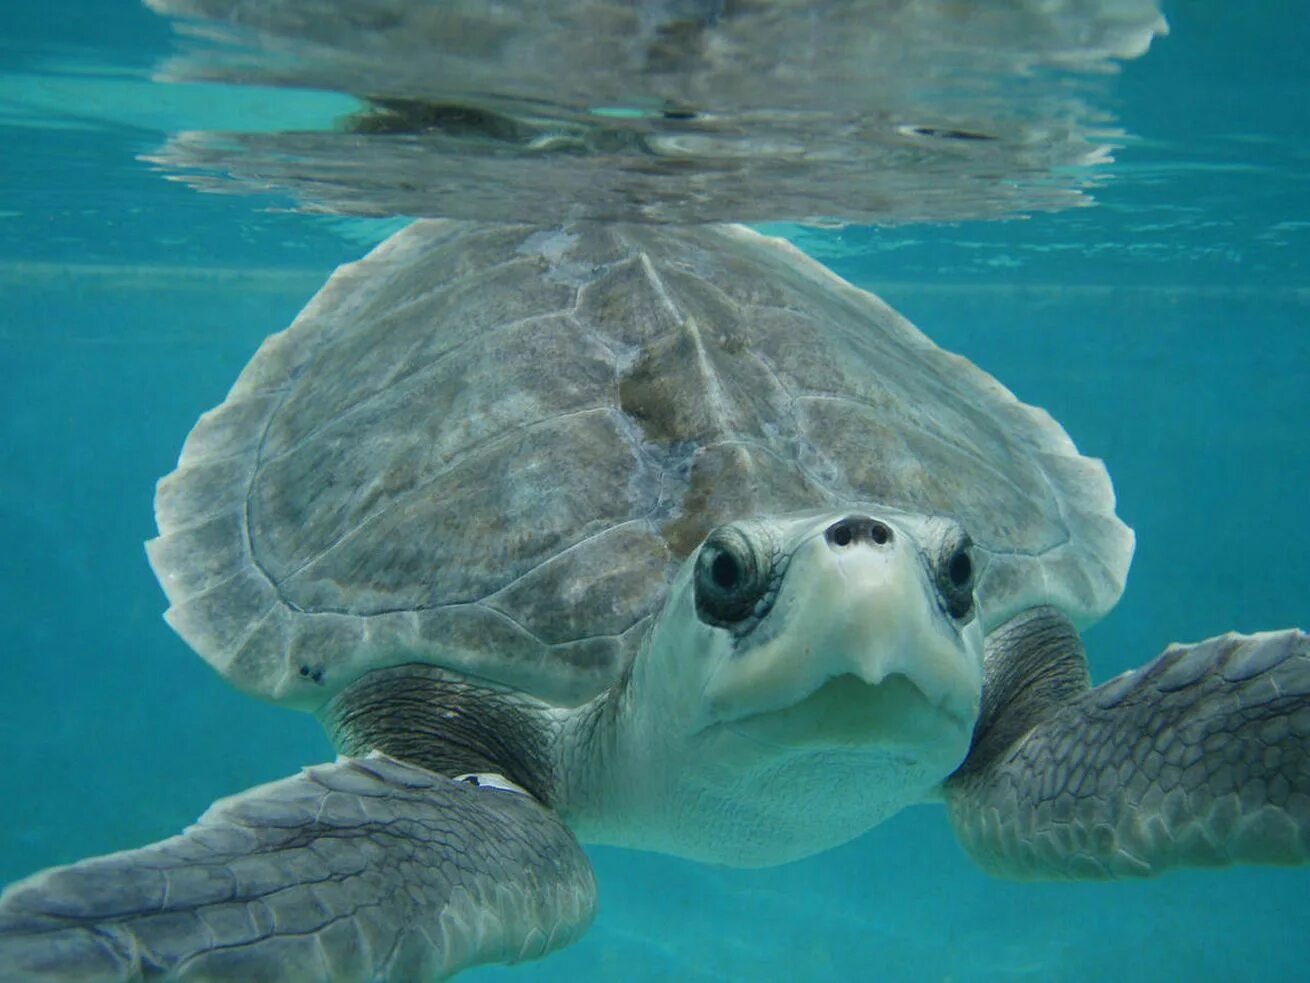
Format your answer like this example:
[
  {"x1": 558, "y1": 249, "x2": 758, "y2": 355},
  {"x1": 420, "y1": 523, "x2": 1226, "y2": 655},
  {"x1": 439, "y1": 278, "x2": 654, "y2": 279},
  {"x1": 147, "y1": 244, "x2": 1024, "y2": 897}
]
[{"x1": 453, "y1": 772, "x2": 532, "y2": 796}]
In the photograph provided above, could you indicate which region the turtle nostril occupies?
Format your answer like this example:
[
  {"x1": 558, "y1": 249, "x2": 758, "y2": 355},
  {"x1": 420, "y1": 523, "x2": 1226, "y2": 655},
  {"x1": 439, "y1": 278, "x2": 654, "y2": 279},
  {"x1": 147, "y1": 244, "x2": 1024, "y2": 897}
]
[
  {"x1": 825, "y1": 516, "x2": 894, "y2": 549},
  {"x1": 827, "y1": 521, "x2": 853, "y2": 548}
]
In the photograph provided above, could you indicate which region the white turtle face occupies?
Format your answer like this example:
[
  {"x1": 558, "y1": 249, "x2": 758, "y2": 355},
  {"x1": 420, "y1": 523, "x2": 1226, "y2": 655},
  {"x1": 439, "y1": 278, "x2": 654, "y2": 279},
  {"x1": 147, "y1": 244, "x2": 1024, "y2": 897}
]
[{"x1": 614, "y1": 508, "x2": 985, "y2": 866}]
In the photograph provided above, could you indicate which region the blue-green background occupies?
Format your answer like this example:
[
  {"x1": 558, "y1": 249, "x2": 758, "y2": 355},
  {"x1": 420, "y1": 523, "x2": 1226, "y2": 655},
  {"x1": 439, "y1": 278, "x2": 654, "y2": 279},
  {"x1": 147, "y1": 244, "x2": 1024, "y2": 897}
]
[{"x1": 2, "y1": 2, "x2": 1308, "y2": 979}]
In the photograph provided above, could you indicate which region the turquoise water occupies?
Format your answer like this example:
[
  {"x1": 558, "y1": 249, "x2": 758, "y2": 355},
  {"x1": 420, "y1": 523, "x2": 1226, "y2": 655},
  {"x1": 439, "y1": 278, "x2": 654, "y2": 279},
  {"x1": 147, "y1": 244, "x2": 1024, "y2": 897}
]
[{"x1": 2, "y1": 1, "x2": 1309, "y2": 980}]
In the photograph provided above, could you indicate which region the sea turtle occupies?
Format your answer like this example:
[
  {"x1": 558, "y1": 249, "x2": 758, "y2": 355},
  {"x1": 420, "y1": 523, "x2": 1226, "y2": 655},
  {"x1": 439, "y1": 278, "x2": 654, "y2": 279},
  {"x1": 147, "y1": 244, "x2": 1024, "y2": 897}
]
[{"x1": 2, "y1": 221, "x2": 1308, "y2": 981}]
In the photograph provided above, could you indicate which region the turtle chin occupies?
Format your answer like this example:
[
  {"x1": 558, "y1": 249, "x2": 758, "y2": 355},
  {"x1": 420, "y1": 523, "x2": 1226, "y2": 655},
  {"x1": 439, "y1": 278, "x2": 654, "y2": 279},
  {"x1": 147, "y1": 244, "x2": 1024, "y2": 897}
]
[{"x1": 724, "y1": 672, "x2": 974, "y2": 752}]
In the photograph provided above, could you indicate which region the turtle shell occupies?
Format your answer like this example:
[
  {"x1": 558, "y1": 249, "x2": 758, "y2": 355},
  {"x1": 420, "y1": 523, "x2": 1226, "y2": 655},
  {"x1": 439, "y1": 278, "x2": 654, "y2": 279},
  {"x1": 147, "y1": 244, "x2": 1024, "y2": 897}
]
[{"x1": 147, "y1": 221, "x2": 1132, "y2": 710}]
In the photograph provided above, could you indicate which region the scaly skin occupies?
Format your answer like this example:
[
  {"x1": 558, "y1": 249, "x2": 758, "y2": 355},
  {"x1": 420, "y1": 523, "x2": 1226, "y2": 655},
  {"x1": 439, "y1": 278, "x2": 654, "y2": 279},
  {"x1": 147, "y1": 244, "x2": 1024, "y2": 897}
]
[
  {"x1": 948, "y1": 609, "x2": 1310, "y2": 879},
  {"x1": 0, "y1": 755, "x2": 595, "y2": 982}
]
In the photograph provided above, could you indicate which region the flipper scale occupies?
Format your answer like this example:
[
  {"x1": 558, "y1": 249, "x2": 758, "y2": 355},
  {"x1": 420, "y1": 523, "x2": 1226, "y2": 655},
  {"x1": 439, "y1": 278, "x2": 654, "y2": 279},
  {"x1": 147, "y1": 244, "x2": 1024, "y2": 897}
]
[
  {"x1": 948, "y1": 609, "x2": 1310, "y2": 879},
  {"x1": 0, "y1": 755, "x2": 595, "y2": 982}
]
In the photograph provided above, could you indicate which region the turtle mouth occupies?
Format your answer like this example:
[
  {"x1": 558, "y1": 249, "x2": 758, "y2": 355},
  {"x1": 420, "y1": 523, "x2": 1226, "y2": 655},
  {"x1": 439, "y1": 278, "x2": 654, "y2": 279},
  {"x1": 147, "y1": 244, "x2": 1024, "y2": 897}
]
[{"x1": 722, "y1": 672, "x2": 974, "y2": 749}]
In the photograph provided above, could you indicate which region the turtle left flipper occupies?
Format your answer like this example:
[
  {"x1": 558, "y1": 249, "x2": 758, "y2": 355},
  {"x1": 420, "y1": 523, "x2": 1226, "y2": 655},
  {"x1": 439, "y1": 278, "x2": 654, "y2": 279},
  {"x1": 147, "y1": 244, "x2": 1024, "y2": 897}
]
[
  {"x1": 0, "y1": 754, "x2": 596, "y2": 982},
  {"x1": 946, "y1": 606, "x2": 1310, "y2": 879}
]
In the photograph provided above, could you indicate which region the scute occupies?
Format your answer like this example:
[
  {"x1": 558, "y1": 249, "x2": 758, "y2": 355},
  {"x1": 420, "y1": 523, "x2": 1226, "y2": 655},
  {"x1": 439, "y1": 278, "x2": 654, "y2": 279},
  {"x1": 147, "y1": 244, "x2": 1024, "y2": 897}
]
[{"x1": 148, "y1": 220, "x2": 1133, "y2": 710}]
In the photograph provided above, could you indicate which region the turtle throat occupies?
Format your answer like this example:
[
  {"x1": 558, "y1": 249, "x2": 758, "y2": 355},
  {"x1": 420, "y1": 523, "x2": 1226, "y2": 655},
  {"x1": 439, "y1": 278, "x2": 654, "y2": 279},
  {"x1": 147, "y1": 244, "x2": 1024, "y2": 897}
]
[{"x1": 321, "y1": 664, "x2": 559, "y2": 806}]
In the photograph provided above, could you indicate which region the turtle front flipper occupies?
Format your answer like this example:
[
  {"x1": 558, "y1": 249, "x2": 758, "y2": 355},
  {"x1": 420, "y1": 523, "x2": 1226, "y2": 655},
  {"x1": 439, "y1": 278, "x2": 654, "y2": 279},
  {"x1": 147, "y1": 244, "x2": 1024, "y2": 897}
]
[
  {"x1": 0, "y1": 753, "x2": 595, "y2": 981},
  {"x1": 946, "y1": 607, "x2": 1310, "y2": 879}
]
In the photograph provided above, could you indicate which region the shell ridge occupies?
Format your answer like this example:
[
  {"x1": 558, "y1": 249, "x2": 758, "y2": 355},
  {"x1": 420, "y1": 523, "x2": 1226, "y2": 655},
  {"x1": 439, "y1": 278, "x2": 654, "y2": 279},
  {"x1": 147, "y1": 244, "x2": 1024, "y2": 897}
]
[{"x1": 629, "y1": 247, "x2": 741, "y2": 440}]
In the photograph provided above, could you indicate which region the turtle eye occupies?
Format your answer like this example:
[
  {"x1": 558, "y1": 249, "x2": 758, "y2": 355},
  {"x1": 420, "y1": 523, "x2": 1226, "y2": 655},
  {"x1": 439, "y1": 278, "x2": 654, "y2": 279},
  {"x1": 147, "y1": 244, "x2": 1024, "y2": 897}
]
[
  {"x1": 694, "y1": 525, "x2": 774, "y2": 628},
  {"x1": 948, "y1": 550, "x2": 972, "y2": 589},
  {"x1": 936, "y1": 534, "x2": 975, "y2": 622},
  {"x1": 711, "y1": 551, "x2": 743, "y2": 591}
]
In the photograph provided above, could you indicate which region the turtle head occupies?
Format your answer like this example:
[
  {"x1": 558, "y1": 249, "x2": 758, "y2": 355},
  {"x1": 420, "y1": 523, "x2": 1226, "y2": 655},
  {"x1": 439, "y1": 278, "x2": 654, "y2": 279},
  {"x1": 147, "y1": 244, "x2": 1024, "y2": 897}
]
[{"x1": 587, "y1": 508, "x2": 984, "y2": 866}]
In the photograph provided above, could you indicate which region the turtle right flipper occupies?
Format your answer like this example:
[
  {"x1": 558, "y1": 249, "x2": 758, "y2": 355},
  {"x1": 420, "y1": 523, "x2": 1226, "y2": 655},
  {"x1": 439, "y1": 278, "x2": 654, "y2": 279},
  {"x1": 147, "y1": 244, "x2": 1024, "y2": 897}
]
[
  {"x1": 0, "y1": 753, "x2": 595, "y2": 982},
  {"x1": 946, "y1": 607, "x2": 1310, "y2": 879}
]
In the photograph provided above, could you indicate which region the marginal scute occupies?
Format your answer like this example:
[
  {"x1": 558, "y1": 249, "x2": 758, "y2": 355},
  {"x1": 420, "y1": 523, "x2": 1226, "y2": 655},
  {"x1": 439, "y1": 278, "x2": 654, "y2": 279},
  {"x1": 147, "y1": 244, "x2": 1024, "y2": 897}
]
[
  {"x1": 155, "y1": 457, "x2": 254, "y2": 534},
  {"x1": 179, "y1": 394, "x2": 281, "y2": 465},
  {"x1": 151, "y1": 220, "x2": 1132, "y2": 709},
  {"x1": 145, "y1": 510, "x2": 248, "y2": 604},
  {"x1": 227, "y1": 607, "x2": 291, "y2": 702},
  {"x1": 163, "y1": 566, "x2": 278, "y2": 672},
  {"x1": 284, "y1": 613, "x2": 367, "y2": 690}
]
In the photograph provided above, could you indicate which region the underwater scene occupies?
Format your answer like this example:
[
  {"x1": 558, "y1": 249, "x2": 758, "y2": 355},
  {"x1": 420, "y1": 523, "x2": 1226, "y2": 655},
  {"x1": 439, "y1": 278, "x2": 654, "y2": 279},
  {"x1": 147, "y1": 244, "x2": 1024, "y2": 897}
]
[{"x1": 2, "y1": 0, "x2": 1308, "y2": 980}]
